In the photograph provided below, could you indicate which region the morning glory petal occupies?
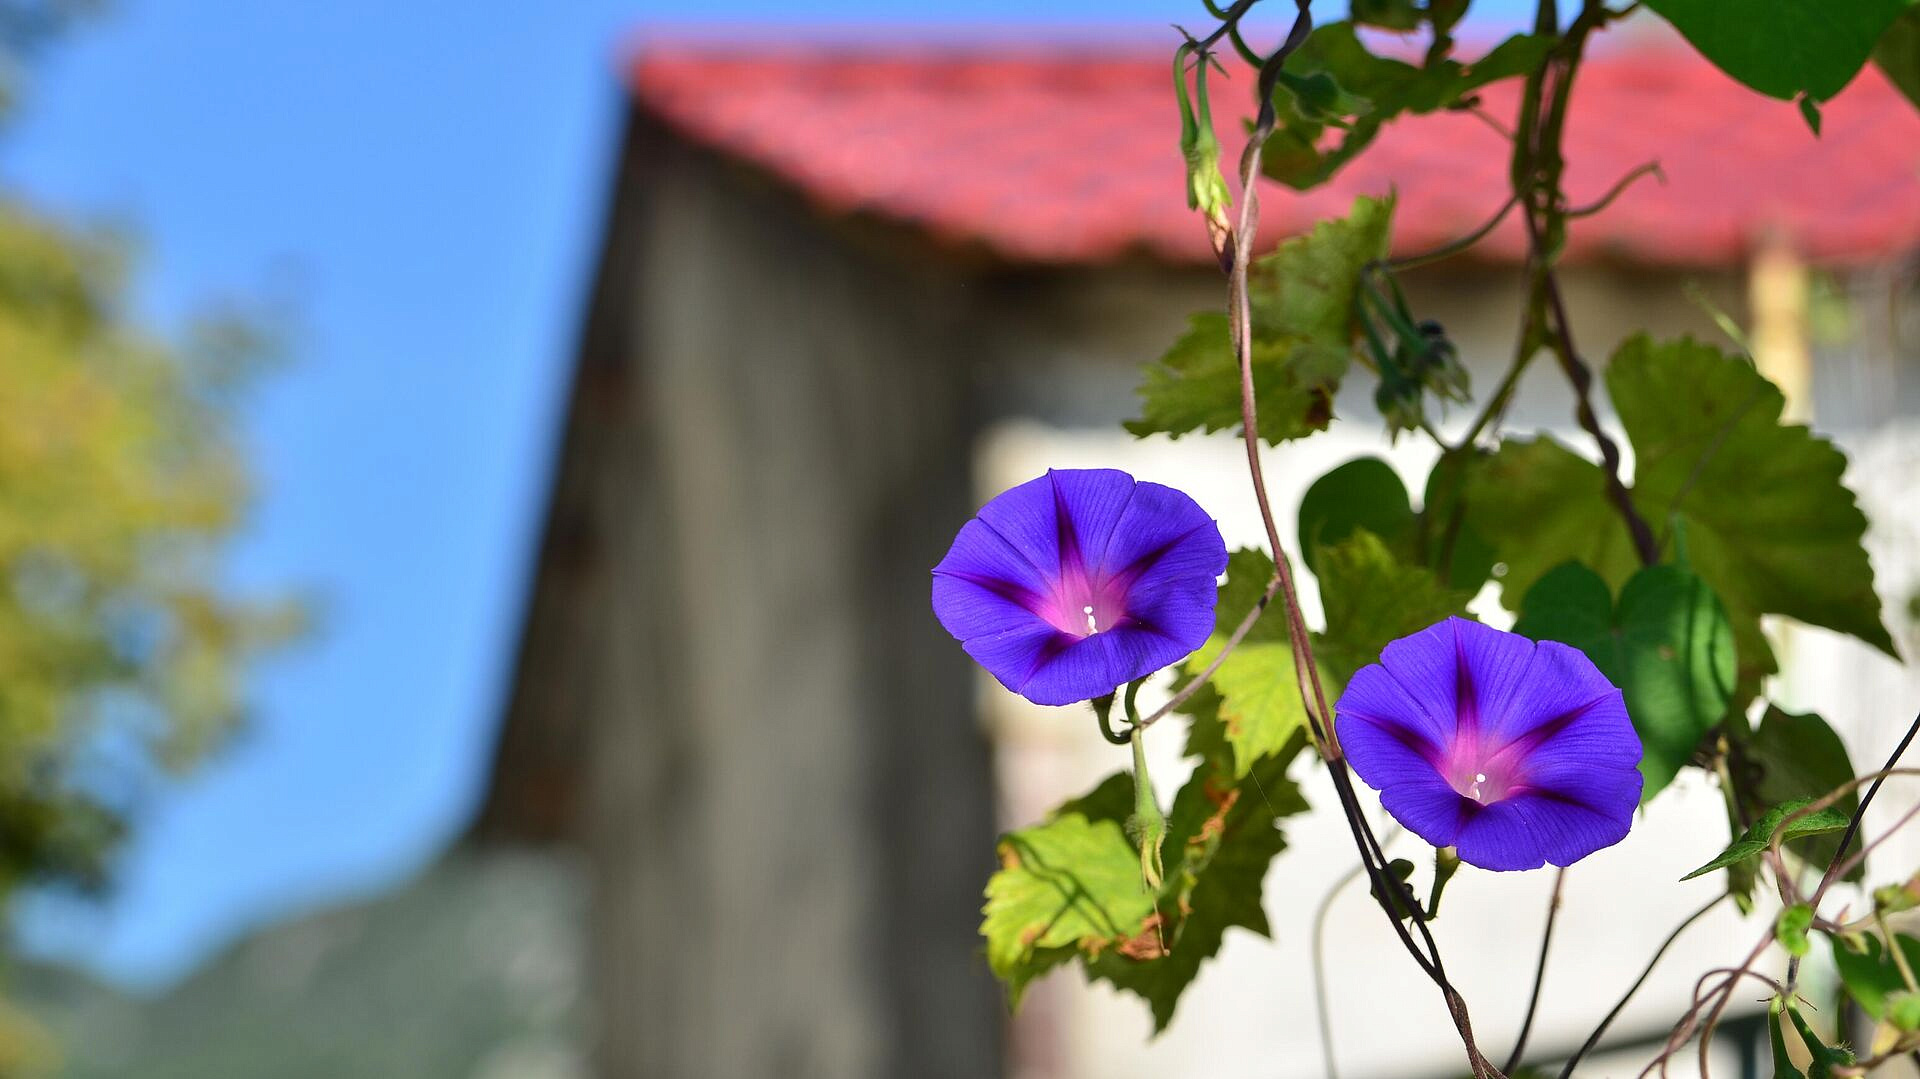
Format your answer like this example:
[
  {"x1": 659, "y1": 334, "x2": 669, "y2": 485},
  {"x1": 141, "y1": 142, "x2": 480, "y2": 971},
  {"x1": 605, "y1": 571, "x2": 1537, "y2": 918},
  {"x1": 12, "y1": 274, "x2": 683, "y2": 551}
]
[
  {"x1": 1335, "y1": 616, "x2": 1643, "y2": 872},
  {"x1": 932, "y1": 469, "x2": 1226, "y2": 706},
  {"x1": 1047, "y1": 468, "x2": 1138, "y2": 570}
]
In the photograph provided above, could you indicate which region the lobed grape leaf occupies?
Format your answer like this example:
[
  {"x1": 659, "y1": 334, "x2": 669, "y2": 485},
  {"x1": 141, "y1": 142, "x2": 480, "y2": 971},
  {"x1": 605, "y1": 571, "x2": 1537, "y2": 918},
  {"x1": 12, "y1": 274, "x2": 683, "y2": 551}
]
[
  {"x1": 1124, "y1": 313, "x2": 1343, "y2": 447},
  {"x1": 1463, "y1": 435, "x2": 1635, "y2": 599},
  {"x1": 1086, "y1": 747, "x2": 1309, "y2": 1031},
  {"x1": 982, "y1": 794, "x2": 1158, "y2": 1006},
  {"x1": 1613, "y1": 335, "x2": 1896, "y2": 674},
  {"x1": 1264, "y1": 24, "x2": 1550, "y2": 189},
  {"x1": 1467, "y1": 337, "x2": 1894, "y2": 687},
  {"x1": 1126, "y1": 197, "x2": 1392, "y2": 445},
  {"x1": 1178, "y1": 549, "x2": 1322, "y2": 778},
  {"x1": 982, "y1": 739, "x2": 1311, "y2": 1030},
  {"x1": 1514, "y1": 561, "x2": 1736, "y2": 799},
  {"x1": 1312, "y1": 529, "x2": 1473, "y2": 685}
]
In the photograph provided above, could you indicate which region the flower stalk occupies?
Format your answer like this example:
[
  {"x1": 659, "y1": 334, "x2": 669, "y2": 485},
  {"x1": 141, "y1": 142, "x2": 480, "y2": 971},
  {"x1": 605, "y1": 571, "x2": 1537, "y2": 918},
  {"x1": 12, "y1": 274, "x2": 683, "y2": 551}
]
[{"x1": 1127, "y1": 724, "x2": 1167, "y2": 894}]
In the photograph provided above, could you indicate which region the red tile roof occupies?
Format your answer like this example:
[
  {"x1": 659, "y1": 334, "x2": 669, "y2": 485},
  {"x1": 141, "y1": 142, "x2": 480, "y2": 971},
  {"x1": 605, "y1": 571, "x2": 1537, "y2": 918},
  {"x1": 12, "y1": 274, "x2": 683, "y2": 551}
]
[{"x1": 628, "y1": 37, "x2": 1920, "y2": 268}]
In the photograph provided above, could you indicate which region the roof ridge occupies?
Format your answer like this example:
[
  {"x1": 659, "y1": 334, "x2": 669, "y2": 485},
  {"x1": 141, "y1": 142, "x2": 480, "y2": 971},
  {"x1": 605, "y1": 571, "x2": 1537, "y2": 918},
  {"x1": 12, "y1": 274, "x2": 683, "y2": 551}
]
[{"x1": 625, "y1": 44, "x2": 1920, "y2": 269}]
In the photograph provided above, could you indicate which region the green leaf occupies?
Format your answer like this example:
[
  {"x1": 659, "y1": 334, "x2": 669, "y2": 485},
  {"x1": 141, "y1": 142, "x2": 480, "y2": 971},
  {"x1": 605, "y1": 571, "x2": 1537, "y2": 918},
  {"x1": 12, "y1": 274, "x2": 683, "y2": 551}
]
[
  {"x1": 1086, "y1": 749, "x2": 1309, "y2": 1030},
  {"x1": 1785, "y1": 995, "x2": 1857, "y2": 1075},
  {"x1": 1833, "y1": 933, "x2": 1920, "y2": 1017},
  {"x1": 1420, "y1": 450, "x2": 1497, "y2": 593},
  {"x1": 1611, "y1": 335, "x2": 1897, "y2": 671},
  {"x1": 1644, "y1": 0, "x2": 1909, "y2": 101},
  {"x1": 1126, "y1": 197, "x2": 1392, "y2": 445},
  {"x1": 1515, "y1": 561, "x2": 1736, "y2": 799},
  {"x1": 1770, "y1": 997, "x2": 1808, "y2": 1079},
  {"x1": 1264, "y1": 24, "x2": 1549, "y2": 188},
  {"x1": 1124, "y1": 313, "x2": 1330, "y2": 446},
  {"x1": 1875, "y1": 5, "x2": 1920, "y2": 109},
  {"x1": 1179, "y1": 549, "x2": 1320, "y2": 777},
  {"x1": 1469, "y1": 337, "x2": 1895, "y2": 686},
  {"x1": 1777, "y1": 903, "x2": 1815, "y2": 957},
  {"x1": 1463, "y1": 436, "x2": 1637, "y2": 607},
  {"x1": 1295, "y1": 25, "x2": 1550, "y2": 116},
  {"x1": 982, "y1": 785, "x2": 1160, "y2": 1006},
  {"x1": 1275, "y1": 69, "x2": 1372, "y2": 123},
  {"x1": 1747, "y1": 706, "x2": 1863, "y2": 880},
  {"x1": 1212, "y1": 547, "x2": 1289, "y2": 640},
  {"x1": 1313, "y1": 529, "x2": 1472, "y2": 684},
  {"x1": 1350, "y1": 0, "x2": 1422, "y2": 31},
  {"x1": 1247, "y1": 194, "x2": 1395, "y2": 350},
  {"x1": 1297, "y1": 457, "x2": 1415, "y2": 577},
  {"x1": 1057, "y1": 771, "x2": 1138, "y2": 826},
  {"x1": 1296, "y1": 453, "x2": 1492, "y2": 593},
  {"x1": 1185, "y1": 636, "x2": 1313, "y2": 780},
  {"x1": 1889, "y1": 991, "x2": 1920, "y2": 1033},
  {"x1": 1681, "y1": 798, "x2": 1852, "y2": 880},
  {"x1": 1798, "y1": 93, "x2": 1824, "y2": 134}
]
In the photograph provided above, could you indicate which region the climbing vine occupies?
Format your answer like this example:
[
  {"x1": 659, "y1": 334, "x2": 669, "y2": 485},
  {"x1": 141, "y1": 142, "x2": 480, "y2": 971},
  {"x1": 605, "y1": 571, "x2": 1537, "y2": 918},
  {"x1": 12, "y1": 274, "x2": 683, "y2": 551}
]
[{"x1": 937, "y1": 1, "x2": 1920, "y2": 1075}]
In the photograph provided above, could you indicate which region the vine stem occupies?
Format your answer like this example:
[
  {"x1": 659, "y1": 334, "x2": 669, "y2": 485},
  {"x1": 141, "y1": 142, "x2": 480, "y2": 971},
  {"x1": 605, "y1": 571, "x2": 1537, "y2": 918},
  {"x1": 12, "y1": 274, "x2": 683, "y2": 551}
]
[
  {"x1": 1785, "y1": 708, "x2": 1920, "y2": 994},
  {"x1": 1200, "y1": 2, "x2": 1503, "y2": 1073},
  {"x1": 1815, "y1": 708, "x2": 1920, "y2": 897},
  {"x1": 1136, "y1": 573, "x2": 1279, "y2": 730},
  {"x1": 1641, "y1": 759, "x2": 1920, "y2": 1073},
  {"x1": 1382, "y1": 194, "x2": 1519, "y2": 273},
  {"x1": 1311, "y1": 824, "x2": 1403, "y2": 1079},
  {"x1": 1529, "y1": 216, "x2": 1660, "y2": 566},
  {"x1": 1503, "y1": 867, "x2": 1567, "y2": 1075},
  {"x1": 1506, "y1": 0, "x2": 1659, "y2": 566},
  {"x1": 1223, "y1": 4, "x2": 1329, "y2": 739},
  {"x1": 1555, "y1": 893, "x2": 1725, "y2": 1079}
]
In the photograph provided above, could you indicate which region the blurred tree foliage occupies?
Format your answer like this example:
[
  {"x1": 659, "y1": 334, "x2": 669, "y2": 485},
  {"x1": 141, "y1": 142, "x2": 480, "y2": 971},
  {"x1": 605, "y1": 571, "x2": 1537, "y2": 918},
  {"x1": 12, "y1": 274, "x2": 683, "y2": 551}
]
[
  {"x1": 0, "y1": 204, "x2": 295, "y2": 897},
  {"x1": 0, "y1": 0, "x2": 292, "y2": 903}
]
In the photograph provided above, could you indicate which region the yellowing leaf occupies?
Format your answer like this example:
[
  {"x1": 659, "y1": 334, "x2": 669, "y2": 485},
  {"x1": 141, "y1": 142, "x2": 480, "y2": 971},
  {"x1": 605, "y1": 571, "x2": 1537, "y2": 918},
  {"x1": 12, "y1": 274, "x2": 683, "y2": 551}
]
[
  {"x1": 982, "y1": 804, "x2": 1158, "y2": 1006},
  {"x1": 1086, "y1": 750, "x2": 1308, "y2": 1031}
]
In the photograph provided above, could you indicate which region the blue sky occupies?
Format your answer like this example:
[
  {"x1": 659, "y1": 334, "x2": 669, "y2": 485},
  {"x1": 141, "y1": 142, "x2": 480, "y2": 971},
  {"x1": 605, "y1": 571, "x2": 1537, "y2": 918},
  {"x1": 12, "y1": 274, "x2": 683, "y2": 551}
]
[{"x1": 2, "y1": 0, "x2": 1543, "y2": 987}]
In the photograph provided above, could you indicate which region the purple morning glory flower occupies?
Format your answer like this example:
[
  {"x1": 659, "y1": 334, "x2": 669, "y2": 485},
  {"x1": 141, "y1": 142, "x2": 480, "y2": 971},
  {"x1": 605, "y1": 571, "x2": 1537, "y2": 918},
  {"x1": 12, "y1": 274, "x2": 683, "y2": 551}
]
[
  {"x1": 1335, "y1": 617, "x2": 1643, "y2": 872},
  {"x1": 931, "y1": 468, "x2": 1228, "y2": 707}
]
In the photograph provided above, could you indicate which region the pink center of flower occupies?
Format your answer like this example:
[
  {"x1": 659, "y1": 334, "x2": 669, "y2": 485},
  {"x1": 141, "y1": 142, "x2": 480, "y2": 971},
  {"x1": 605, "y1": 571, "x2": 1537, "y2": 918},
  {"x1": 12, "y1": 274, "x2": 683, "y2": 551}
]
[
  {"x1": 1037, "y1": 566, "x2": 1131, "y2": 638},
  {"x1": 1441, "y1": 741, "x2": 1523, "y2": 804}
]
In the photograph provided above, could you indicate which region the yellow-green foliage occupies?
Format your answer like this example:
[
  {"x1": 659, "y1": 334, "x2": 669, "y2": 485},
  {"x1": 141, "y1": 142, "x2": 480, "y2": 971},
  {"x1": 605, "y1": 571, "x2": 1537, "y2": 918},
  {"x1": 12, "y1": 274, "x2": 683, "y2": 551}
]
[{"x1": 0, "y1": 203, "x2": 291, "y2": 895}]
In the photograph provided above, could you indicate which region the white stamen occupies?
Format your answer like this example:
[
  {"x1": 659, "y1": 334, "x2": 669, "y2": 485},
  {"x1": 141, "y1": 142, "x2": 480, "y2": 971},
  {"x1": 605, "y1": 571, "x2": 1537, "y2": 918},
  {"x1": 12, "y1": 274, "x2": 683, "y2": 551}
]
[
  {"x1": 1083, "y1": 605, "x2": 1098, "y2": 633},
  {"x1": 1468, "y1": 772, "x2": 1488, "y2": 802},
  {"x1": 1475, "y1": 773, "x2": 1488, "y2": 784}
]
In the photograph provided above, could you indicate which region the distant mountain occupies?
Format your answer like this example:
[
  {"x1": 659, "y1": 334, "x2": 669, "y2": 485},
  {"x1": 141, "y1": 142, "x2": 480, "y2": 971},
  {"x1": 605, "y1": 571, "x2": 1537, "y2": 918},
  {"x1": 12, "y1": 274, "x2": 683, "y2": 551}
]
[{"x1": 12, "y1": 851, "x2": 587, "y2": 1079}]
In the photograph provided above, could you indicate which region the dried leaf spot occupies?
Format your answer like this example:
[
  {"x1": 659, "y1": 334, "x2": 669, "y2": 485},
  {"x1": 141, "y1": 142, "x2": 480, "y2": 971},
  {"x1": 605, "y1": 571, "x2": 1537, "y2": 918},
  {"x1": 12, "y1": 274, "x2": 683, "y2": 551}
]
[{"x1": 1116, "y1": 913, "x2": 1169, "y2": 961}]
